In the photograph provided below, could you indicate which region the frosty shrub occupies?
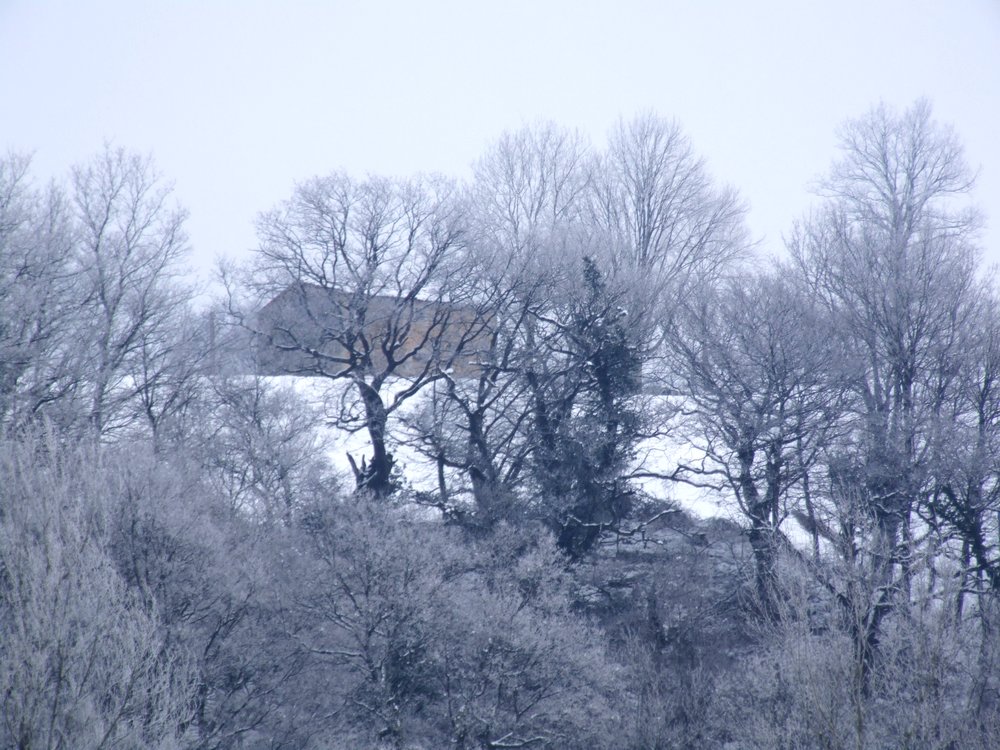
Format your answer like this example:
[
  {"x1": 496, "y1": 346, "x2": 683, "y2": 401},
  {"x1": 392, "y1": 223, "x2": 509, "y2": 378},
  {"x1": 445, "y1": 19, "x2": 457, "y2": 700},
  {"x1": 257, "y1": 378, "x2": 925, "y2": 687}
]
[{"x1": 0, "y1": 433, "x2": 196, "y2": 749}]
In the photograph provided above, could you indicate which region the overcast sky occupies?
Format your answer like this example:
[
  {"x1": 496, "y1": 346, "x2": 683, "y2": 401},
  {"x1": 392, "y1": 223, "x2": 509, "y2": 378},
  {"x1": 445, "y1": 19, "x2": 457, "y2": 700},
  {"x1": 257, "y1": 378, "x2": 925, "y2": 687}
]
[{"x1": 2, "y1": 1, "x2": 998, "y2": 279}]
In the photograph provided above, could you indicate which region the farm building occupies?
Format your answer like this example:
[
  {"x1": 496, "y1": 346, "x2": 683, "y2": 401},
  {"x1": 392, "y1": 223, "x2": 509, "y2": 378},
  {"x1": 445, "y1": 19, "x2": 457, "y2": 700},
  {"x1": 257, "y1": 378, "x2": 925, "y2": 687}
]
[{"x1": 251, "y1": 283, "x2": 490, "y2": 379}]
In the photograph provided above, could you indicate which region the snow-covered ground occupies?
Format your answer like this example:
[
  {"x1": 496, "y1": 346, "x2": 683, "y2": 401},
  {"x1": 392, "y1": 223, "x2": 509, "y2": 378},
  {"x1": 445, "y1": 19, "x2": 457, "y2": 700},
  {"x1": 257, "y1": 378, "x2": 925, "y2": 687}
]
[{"x1": 272, "y1": 375, "x2": 736, "y2": 522}]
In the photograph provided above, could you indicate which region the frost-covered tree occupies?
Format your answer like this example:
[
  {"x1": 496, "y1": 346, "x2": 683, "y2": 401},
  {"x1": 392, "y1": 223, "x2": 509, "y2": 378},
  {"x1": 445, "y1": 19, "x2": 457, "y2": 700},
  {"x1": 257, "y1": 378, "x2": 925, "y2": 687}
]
[
  {"x1": 0, "y1": 436, "x2": 196, "y2": 749},
  {"x1": 0, "y1": 154, "x2": 82, "y2": 432},
  {"x1": 72, "y1": 146, "x2": 194, "y2": 439},
  {"x1": 244, "y1": 173, "x2": 491, "y2": 497},
  {"x1": 667, "y1": 269, "x2": 845, "y2": 615},
  {"x1": 790, "y1": 99, "x2": 983, "y2": 682}
]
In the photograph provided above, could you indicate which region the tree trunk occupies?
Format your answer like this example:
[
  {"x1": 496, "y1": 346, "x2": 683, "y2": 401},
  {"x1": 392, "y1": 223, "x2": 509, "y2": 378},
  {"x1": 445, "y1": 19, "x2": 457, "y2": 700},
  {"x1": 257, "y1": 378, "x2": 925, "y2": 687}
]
[
  {"x1": 466, "y1": 409, "x2": 505, "y2": 525},
  {"x1": 739, "y1": 448, "x2": 777, "y2": 619},
  {"x1": 355, "y1": 381, "x2": 394, "y2": 497}
]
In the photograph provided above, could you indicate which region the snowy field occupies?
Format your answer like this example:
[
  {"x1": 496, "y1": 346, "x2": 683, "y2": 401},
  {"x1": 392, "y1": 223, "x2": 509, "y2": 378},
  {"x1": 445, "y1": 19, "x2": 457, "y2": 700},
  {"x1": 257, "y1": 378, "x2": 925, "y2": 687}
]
[{"x1": 271, "y1": 375, "x2": 735, "y2": 523}]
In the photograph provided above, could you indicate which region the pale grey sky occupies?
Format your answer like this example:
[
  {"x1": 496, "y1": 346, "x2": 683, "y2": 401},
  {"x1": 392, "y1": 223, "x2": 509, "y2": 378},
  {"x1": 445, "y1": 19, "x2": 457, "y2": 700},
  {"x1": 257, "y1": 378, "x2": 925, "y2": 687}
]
[{"x1": 2, "y1": 0, "x2": 998, "y2": 278}]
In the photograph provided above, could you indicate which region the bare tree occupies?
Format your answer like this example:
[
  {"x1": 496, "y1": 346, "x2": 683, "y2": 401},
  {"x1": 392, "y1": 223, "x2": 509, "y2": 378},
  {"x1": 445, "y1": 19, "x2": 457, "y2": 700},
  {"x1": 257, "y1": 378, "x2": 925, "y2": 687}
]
[
  {"x1": 246, "y1": 173, "x2": 489, "y2": 496},
  {"x1": 71, "y1": 145, "x2": 193, "y2": 439},
  {"x1": 128, "y1": 305, "x2": 216, "y2": 452},
  {"x1": 789, "y1": 98, "x2": 982, "y2": 683},
  {"x1": 200, "y1": 374, "x2": 337, "y2": 523},
  {"x1": 589, "y1": 112, "x2": 748, "y2": 292},
  {"x1": 470, "y1": 122, "x2": 592, "y2": 256},
  {"x1": 405, "y1": 123, "x2": 667, "y2": 539},
  {"x1": 399, "y1": 255, "x2": 541, "y2": 525},
  {"x1": 401, "y1": 124, "x2": 597, "y2": 522},
  {"x1": 666, "y1": 269, "x2": 845, "y2": 615},
  {"x1": 927, "y1": 298, "x2": 1000, "y2": 609},
  {"x1": 0, "y1": 154, "x2": 82, "y2": 433}
]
